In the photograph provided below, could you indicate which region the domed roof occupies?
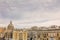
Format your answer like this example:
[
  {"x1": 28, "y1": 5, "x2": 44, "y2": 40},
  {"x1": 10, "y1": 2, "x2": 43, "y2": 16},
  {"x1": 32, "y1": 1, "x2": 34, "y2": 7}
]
[{"x1": 7, "y1": 21, "x2": 14, "y2": 30}]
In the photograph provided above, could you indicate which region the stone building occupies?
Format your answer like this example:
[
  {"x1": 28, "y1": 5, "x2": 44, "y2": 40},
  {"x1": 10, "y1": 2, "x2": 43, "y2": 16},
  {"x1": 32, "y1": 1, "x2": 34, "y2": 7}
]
[
  {"x1": 0, "y1": 27, "x2": 6, "y2": 40},
  {"x1": 13, "y1": 29, "x2": 27, "y2": 40},
  {"x1": 27, "y1": 25, "x2": 60, "y2": 40},
  {"x1": 0, "y1": 21, "x2": 60, "y2": 40}
]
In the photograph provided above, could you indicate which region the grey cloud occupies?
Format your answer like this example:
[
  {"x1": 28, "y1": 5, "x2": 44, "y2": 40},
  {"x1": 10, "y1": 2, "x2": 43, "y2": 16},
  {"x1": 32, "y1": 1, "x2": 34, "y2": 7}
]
[{"x1": 0, "y1": 0, "x2": 60, "y2": 20}]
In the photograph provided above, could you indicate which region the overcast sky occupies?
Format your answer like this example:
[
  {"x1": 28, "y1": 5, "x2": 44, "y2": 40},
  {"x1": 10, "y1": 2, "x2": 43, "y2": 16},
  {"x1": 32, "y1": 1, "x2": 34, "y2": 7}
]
[{"x1": 0, "y1": 0, "x2": 60, "y2": 28}]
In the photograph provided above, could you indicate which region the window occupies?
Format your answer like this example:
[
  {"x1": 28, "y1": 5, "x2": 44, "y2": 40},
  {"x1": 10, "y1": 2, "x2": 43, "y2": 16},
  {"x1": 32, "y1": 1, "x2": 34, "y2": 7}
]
[
  {"x1": 47, "y1": 38, "x2": 48, "y2": 40},
  {"x1": 30, "y1": 37, "x2": 33, "y2": 40},
  {"x1": 43, "y1": 33, "x2": 48, "y2": 38},
  {"x1": 57, "y1": 33, "x2": 59, "y2": 36},
  {"x1": 38, "y1": 35, "x2": 40, "y2": 38},
  {"x1": 10, "y1": 32, "x2": 13, "y2": 38}
]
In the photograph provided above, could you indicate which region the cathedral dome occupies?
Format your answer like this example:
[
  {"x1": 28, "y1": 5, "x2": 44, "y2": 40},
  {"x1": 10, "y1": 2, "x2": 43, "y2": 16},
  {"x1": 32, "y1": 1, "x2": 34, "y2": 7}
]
[{"x1": 7, "y1": 21, "x2": 14, "y2": 30}]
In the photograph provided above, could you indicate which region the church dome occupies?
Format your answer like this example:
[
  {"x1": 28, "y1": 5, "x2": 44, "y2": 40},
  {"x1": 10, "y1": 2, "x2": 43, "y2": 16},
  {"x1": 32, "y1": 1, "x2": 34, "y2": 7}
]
[{"x1": 7, "y1": 21, "x2": 14, "y2": 30}]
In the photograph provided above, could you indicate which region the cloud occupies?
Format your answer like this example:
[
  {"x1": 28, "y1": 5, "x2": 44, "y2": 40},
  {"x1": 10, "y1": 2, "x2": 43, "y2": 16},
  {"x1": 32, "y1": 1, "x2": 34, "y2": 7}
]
[{"x1": 40, "y1": 19, "x2": 60, "y2": 27}]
